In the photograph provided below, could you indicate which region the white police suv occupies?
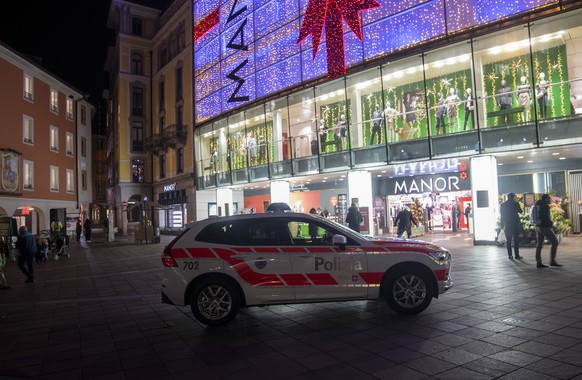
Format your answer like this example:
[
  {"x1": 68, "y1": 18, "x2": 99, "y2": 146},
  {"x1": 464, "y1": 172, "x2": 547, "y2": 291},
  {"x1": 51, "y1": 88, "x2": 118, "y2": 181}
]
[{"x1": 161, "y1": 212, "x2": 453, "y2": 326}]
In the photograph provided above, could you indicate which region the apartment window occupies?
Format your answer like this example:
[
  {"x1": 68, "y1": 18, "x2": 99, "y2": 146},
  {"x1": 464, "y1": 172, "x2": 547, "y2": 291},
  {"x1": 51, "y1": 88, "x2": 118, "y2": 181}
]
[
  {"x1": 50, "y1": 125, "x2": 59, "y2": 151},
  {"x1": 81, "y1": 170, "x2": 87, "y2": 191},
  {"x1": 132, "y1": 159, "x2": 144, "y2": 183},
  {"x1": 23, "y1": 160, "x2": 34, "y2": 190},
  {"x1": 159, "y1": 79, "x2": 165, "y2": 110},
  {"x1": 176, "y1": 66, "x2": 183, "y2": 100},
  {"x1": 66, "y1": 98, "x2": 74, "y2": 120},
  {"x1": 50, "y1": 166, "x2": 59, "y2": 191},
  {"x1": 131, "y1": 17, "x2": 143, "y2": 36},
  {"x1": 23, "y1": 74, "x2": 34, "y2": 101},
  {"x1": 131, "y1": 86, "x2": 144, "y2": 116},
  {"x1": 176, "y1": 105, "x2": 183, "y2": 128},
  {"x1": 23, "y1": 115, "x2": 34, "y2": 144},
  {"x1": 96, "y1": 181, "x2": 105, "y2": 200},
  {"x1": 81, "y1": 105, "x2": 86, "y2": 125},
  {"x1": 131, "y1": 122, "x2": 144, "y2": 151},
  {"x1": 50, "y1": 89, "x2": 58, "y2": 113},
  {"x1": 66, "y1": 132, "x2": 74, "y2": 156},
  {"x1": 132, "y1": 52, "x2": 143, "y2": 75},
  {"x1": 81, "y1": 137, "x2": 86, "y2": 157},
  {"x1": 66, "y1": 169, "x2": 74, "y2": 193},
  {"x1": 177, "y1": 147, "x2": 184, "y2": 173},
  {"x1": 159, "y1": 154, "x2": 166, "y2": 178}
]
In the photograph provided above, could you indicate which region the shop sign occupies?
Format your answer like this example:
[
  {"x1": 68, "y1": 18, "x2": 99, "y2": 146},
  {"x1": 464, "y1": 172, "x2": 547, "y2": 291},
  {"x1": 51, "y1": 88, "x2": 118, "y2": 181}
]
[
  {"x1": 393, "y1": 158, "x2": 467, "y2": 177},
  {"x1": 389, "y1": 173, "x2": 470, "y2": 195},
  {"x1": 164, "y1": 182, "x2": 177, "y2": 192}
]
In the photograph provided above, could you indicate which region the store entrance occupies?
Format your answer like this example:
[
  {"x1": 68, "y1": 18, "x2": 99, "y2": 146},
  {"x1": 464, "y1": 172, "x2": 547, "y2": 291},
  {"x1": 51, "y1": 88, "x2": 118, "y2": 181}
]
[{"x1": 386, "y1": 191, "x2": 472, "y2": 237}]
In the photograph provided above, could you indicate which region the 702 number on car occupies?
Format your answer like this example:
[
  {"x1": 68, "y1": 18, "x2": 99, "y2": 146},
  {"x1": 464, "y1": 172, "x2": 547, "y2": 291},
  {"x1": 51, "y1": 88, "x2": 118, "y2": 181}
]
[{"x1": 183, "y1": 261, "x2": 199, "y2": 270}]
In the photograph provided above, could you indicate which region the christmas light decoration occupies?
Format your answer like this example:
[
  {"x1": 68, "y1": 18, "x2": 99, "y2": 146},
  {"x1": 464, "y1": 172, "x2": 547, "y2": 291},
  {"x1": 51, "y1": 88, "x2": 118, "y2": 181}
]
[{"x1": 297, "y1": 0, "x2": 380, "y2": 79}]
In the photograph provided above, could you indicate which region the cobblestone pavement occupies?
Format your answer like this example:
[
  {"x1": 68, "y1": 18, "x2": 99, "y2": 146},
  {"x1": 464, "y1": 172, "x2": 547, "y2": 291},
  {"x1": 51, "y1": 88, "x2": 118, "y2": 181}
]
[{"x1": 1, "y1": 230, "x2": 582, "y2": 380}]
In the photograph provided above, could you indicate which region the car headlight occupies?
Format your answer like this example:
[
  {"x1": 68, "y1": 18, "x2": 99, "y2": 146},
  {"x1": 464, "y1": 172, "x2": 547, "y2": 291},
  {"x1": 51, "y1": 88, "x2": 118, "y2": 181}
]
[{"x1": 428, "y1": 250, "x2": 450, "y2": 263}]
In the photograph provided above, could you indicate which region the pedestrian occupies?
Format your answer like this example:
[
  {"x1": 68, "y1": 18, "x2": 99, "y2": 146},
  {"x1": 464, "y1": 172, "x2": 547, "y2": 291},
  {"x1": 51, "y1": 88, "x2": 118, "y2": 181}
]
[
  {"x1": 464, "y1": 204, "x2": 471, "y2": 228},
  {"x1": 309, "y1": 208, "x2": 319, "y2": 239},
  {"x1": 15, "y1": 226, "x2": 36, "y2": 283},
  {"x1": 394, "y1": 206, "x2": 417, "y2": 239},
  {"x1": 345, "y1": 202, "x2": 363, "y2": 232},
  {"x1": 0, "y1": 238, "x2": 10, "y2": 289},
  {"x1": 50, "y1": 217, "x2": 62, "y2": 242},
  {"x1": 500, "y1": 192, "x2": 523, "y2": 259},
  {"x1": 84, "y1": 218, "x2": 92, "y2": 242},
  {"x1": 455, "y1": 201, "x2": 462, "y2": 230},
  {"x1": 75, "y1": 218, "x2": 82, "y2": 242},
  {"x1": 533, "y1": 194, "x2": 561, "y2": 268}
]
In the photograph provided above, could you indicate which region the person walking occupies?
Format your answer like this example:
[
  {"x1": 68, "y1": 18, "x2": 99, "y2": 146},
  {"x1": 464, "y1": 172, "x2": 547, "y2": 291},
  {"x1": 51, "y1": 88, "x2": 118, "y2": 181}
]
[
  {"x1": 15, "y1": 226, "x2": 36, "y2": 283},
  {"x1": 84, "y1": 218, "x2": 92, "y2": 242},
  {"x1": 345, "y1": 202, "x2": 363, "y2": 233},
  {"x1": 394, "y1": 206, "x2": 417, "y2": 239},
  {"x1": 500, "y1": 192, "x2": 523, "y2": 259},
  {"x1": 75, "y1": 219, "x2": 82, "y2": 242},
  {"x1": 464, "y1": 204, "x2": 472, "y2": 228},
  {"x1": 533, "y1": 194, "x2": 561, "y2": 268}
]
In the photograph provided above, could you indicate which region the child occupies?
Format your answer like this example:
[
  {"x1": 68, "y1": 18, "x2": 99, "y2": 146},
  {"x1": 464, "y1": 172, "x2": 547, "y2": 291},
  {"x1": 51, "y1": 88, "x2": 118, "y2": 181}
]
[{"x1": 39, "y1": 238, "x2": 49, "y2": 262}]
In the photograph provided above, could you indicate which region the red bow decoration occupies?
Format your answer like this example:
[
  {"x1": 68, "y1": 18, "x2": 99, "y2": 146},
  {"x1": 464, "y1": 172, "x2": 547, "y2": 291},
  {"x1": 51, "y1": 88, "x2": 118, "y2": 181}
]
[{"x1": 297, "y1": 0, "x2": 380, "y2": 79}]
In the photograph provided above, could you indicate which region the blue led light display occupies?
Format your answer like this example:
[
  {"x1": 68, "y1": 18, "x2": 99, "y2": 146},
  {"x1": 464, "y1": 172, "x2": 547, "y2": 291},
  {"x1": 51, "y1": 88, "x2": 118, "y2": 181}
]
[{"x1": 193, "y1": 0, "x2": 555, "y2": 123}]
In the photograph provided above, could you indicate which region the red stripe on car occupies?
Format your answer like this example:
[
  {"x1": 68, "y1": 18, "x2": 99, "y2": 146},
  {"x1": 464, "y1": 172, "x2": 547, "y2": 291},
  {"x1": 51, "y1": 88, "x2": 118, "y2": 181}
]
[
  {"x1": 306, "y1": 273, "x2": 338, "y2": 285},
  {"x1": 186, "y1": 247, "x2": 215, "y2": 258},
  {"x1": 254, "y1": 247, "x2": 281, "y2": 253},
  {"x1": 433, "y1": 269, "x2": 448, "y2": 281},
  {"x1": 359, "y1": 272, "x2": 384, "y2": 285},
  {"x1": 280, "y1": 274, "x2": 311, "y2": 286},
  {"x1": 171, "y1": 248, "x2": 190, "y2": 259},
  {"x1": 280, "y1": 247, "x2": 308, "y2": 253},
  {"x1": 213, "y1": 248, "x2": 284, "y2": 287},
  {"x1": 307, "y1": 247, "x2": 335, "y2": 253}
]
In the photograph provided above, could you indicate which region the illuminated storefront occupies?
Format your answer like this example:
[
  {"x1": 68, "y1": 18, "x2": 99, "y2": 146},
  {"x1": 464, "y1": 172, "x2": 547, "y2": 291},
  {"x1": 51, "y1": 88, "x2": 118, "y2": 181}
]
[{"x1": 192, "y1": 1, "x2": 582, "y2": 240}]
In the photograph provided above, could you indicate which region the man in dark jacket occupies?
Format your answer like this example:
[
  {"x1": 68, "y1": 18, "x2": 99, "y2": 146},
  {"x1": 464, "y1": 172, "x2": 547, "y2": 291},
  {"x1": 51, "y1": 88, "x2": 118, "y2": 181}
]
[
  {"x1": 16, "y1": 226, "x2": 36, "y2": 283},
  {"x1": 500, "y1": 192, "x2": 523, "y2": 259},
  {"x1": 394, "y1": 206, "x2": 417, "y2": 239},
  {"x1": 345, "y1": 202, "x2": 363, "y2": 232},
  {"x1": 534, "y1": 194, "x2": 561, "y2": 268}
]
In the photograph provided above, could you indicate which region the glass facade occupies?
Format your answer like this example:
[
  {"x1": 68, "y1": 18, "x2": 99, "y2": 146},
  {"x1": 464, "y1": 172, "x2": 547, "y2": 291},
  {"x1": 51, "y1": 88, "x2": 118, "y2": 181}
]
[{"x1": 195, "y1": 9, "x2": 582, "y2": 189}]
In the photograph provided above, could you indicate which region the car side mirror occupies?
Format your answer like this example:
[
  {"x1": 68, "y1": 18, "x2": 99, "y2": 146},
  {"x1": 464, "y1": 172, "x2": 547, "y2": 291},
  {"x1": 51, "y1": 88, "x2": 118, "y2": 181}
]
[{"x1": 332, "y1": 234, "x2": 347, "y2": 251}]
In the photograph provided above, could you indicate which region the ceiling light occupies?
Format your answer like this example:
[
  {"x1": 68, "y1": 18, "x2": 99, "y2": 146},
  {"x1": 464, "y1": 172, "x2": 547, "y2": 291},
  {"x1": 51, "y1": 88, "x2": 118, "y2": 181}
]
[
  {"x1": 552, "y1": 152, "x2": 559, "y2": 155},
  {"x1": 322, "y1": 180, "x2": 327, "y2": 182},
  {"x1": 517, "y1": 156, "x2": 524, "y2": 159},
  {"x1": 559, "y1": 157, "x2": 566, "y2": 160},
  {"x1": 498, "y1": 163, "x2": 504, "y2": 166},
  {"x1": 527, "y1": 160, "x2": 533, "y2": 163},
  {"x1": 381, "y1": 170, "x2": 386, "y2": 173},
  {"x1": 377, "y1": 174, "x2": 382, "y2": 177}
]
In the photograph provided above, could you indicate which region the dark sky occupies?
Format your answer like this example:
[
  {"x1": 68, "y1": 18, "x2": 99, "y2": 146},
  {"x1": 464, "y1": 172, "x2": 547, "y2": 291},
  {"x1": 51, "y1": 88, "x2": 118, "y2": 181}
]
[{"x1": 0, "y1": 1, "x2": 112, "y2": 102}]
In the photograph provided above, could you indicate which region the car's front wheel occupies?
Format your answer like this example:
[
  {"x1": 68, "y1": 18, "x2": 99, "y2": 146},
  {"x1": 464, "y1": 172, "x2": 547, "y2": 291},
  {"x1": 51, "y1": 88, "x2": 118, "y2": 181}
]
[
  {"x1": 384, "y1": 266, "x2": 434, "y2": 315},
  {"x1": 190, "y1": 277, "x2": 240, "y2": 326}
]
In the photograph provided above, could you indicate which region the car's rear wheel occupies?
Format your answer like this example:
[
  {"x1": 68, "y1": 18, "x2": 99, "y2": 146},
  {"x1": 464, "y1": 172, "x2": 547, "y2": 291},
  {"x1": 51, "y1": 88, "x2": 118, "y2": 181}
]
[
  {"x1": 190, "y1": 277, "x2": 240, "y2": 326},
  {"x1": 384, "y1": 266, "x2": 433, "y2": 315}
]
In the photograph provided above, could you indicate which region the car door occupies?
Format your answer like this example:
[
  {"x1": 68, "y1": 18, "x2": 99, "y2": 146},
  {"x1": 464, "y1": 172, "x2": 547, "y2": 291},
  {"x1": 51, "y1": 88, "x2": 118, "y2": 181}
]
[
  {"x1": 283, "y1": 216, "x2": 368, "y2": 301},
  {"x1": 220, "y1": 218, "x2": 295, "y2": 304}
]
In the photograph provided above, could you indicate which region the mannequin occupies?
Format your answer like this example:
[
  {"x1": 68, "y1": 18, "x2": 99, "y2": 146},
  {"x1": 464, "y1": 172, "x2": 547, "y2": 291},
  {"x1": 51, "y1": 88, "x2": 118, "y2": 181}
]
[
  {"x1": 210, "y1": 148, "x2": 218, "y2": 172},
  {"x1": 435, "y1": 92, "x2": 446, "y2": 135},
  {"x1": 338, "y1": 114, "x2": 347, "y2": 150},
  {"x1": 517, "y1": 76, "x2": 531, "y2": 123},
  {"x1": 370, "y1": 104, "x2": 383, "y2": 145},
  {"x1": 403, "y1": 92, "x2": 417, "y2": 127},
  {"x1": 445, "y1": 88, "x2": 461, "y2": 130},
  {"x1": 536, "y1": 72, "x2": 550, "y2": 119},
  {"x1": 463, "y1": 88, "x2": 474, "y2": 130},
  {"x1": 497, "y1": 80, "x2": 513, "y2": 125},
  {"x1": 384, "y1": 101, "x2": 399, "y2": 141},
  {"x1": 319, "y1": 119, "x2": 328, "y2": 152},
  {"x1": 245, "y1": 132, "x2": 257, "y2": 165}
]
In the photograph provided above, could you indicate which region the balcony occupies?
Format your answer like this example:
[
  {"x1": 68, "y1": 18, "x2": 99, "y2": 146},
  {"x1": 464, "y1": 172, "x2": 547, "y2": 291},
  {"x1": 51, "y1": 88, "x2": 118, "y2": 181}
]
[
  {"x1": 161, "y1": 124, "x2": 187, "y2": 149},
  {"x1": 145, "y1": 134, "x2": 164, "y2": 155}
]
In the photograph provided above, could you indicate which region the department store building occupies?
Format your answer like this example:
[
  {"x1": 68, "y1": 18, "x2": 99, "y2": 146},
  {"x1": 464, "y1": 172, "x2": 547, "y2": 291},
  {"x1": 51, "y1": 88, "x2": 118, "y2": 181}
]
[{"x1": 191, "y1": 0, "x2": 582, "y2": 243}]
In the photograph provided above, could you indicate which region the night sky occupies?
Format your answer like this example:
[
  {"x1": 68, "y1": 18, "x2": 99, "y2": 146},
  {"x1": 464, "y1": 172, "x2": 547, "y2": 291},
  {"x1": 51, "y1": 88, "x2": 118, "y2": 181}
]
[{"x1": 0, "y1": 1, "x2": 112, "y2": 102}]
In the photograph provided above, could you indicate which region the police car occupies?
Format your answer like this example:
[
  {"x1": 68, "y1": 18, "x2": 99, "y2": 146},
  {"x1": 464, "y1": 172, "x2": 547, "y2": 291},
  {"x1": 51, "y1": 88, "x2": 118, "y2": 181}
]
[{"x1": 161, "y1": 212, "x2": 453, "y2": 326}]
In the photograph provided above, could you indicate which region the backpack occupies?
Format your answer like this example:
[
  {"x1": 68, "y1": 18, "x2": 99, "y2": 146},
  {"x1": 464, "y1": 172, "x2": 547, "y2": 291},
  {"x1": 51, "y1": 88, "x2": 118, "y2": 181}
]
[{"x1": 529, "y1": 205, "x2": 538, "y2": 225}]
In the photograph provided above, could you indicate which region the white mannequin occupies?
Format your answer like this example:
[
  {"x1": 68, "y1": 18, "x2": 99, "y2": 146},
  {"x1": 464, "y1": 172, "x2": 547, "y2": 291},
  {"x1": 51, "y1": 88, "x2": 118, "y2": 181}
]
[
  {"x1": 319, "y1": 118, "x2": 328, "y2": 152},
  {"x1": 384, "y1": 101, "x2": 399, "y2": 141},
  {"x1": 463, "y1": 88, "x2": 474, "y2": 130},
  {"x1": 445, "y1": 88, "x2": 461, "y2": 130},
  {"x1": 338, "y1": 114, "x2": 347, "y2": 150},
  {"x1": 517, "y1": 75, "x2": 531, "y2": 122}
]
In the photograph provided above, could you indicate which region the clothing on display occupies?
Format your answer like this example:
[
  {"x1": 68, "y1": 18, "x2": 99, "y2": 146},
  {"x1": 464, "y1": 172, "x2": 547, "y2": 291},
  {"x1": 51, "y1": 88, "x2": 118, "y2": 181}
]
[
  {"x1": 445, "y1": 88, "x2": 461, "y2": 129},
  {"x1": 463, "y1": 88, "x2": 474, "y2": 130},
  {"x1": 370, "y1": 105, "x2": 383, "y2": 145},
  {"x1": 517, "y1": 76, "x2": 531, "y2": 122},
  {"x1": 536, "y1": 72, "x2": 550, "y2": 119},
  {"x1": 497, "y1": 80, "x2": 513, "y2": 125},
  {"x1": 435, "y1": 93, "x2": 446, "y2": 135}
]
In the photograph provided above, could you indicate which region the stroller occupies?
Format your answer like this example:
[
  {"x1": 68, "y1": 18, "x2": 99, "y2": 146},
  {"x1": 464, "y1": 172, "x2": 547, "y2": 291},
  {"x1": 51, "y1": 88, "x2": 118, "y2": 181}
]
[{"x1": 52, "y1": 234, "x2": 70, "y2": 260}]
